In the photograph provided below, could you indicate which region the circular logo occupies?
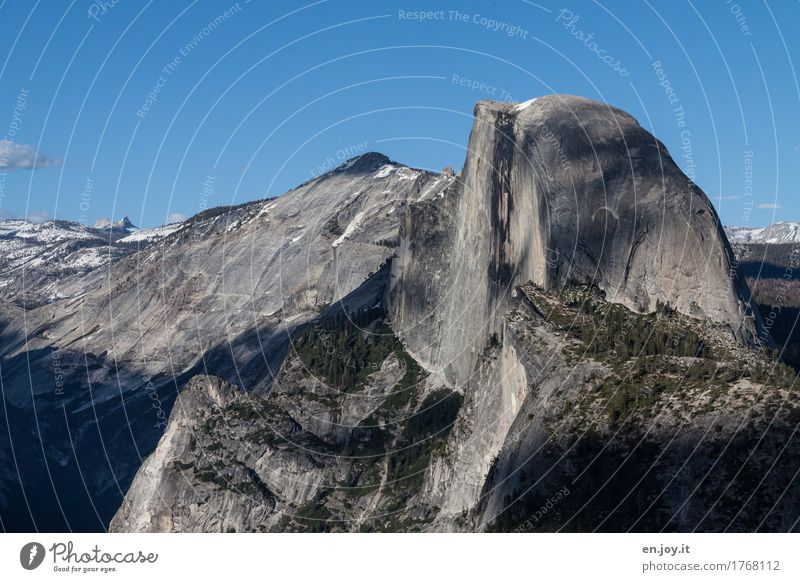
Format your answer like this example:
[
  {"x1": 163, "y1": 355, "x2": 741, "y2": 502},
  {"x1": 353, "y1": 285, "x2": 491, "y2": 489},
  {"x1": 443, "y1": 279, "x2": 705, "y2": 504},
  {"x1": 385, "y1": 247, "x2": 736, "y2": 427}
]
[{"x1": 19, "y1": 542, "x2": 46, "y2": 570}]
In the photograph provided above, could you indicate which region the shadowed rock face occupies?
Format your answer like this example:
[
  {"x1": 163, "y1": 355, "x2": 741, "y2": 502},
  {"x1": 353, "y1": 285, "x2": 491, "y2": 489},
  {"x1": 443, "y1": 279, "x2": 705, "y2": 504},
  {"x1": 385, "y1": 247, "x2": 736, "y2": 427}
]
[
  {"x1": 109, "y1": 376, "x2": 255, "y2": 533},
  {"x1": 389, "y1": 94, "x2": 760, "y2": 388}
]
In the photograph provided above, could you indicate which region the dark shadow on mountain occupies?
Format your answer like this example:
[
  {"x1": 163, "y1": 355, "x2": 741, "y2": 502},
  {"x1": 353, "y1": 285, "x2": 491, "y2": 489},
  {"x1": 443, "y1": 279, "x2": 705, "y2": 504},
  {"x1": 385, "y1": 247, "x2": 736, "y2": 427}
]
[
  {"x1": 0, "y1": 344, "x2": 182, "y2": 532},
  {"x1": 484, "y1": 420, "x2": 800, "y2": 532}
]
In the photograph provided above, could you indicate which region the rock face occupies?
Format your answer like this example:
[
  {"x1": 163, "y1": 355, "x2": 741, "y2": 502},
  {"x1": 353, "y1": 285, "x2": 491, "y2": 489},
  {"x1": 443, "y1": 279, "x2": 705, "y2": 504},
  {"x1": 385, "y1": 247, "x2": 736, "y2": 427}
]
[
  {"x1": 109, "y1": 375, "x2": 253, "y2": 533},
  {"x1": 93, "y1": 216, "x2": 138, "y2": 235},
  {"x1": 466, "y1": 285, "x2": 800, "y2": 533},
  {"x1": 389, "y1": 95, "x2": 759, "y2": 389},
  {"x1": 382, "y1": 95, "x2": 768, "y2": 528},
  {"x1": 109, "y1": 275, "x2": 466, "y2": 532},
  {"x1": 109, "y1": 282, "x2": 800, "y2": 533}
]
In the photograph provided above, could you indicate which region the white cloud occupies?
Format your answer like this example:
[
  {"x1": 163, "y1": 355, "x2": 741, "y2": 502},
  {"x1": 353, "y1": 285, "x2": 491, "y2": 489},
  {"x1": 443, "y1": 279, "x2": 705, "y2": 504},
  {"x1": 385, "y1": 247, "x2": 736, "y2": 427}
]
[
  {"x1": 0, "y1": 209, "x2": 51, "y2": 222},
  {"x1": 166, "y1": 212, "x2": 188, "y2": 224},
  {"x1": 0, "y1": 140, "x2": 60, "y2": 170},
  {"x1": 758, "y1": 203, "x2": 782, "y2": 209},
  {"x1": 716, "y1": 195, "x2": 743, "y2": 201}
]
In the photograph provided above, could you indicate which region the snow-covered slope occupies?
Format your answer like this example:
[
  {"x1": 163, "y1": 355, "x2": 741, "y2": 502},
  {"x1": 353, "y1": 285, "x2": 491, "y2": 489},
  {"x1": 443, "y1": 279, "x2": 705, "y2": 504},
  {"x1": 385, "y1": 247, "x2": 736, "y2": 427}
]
[
  {"x1": 0, "y1": 216, "x2": 187, "y2": 307},
  {"x1": 0, "y1": 219, "x2": 97, "y2": 245},
  {"x1": 0, "y1": 220, "x2": 120, "y2": 306},
  {"x1": 726, "y1": 222, "x2": 800, "y2": 244},
  {"x1": 117, "y1": 221, "x2": 186, "y2": 243}
]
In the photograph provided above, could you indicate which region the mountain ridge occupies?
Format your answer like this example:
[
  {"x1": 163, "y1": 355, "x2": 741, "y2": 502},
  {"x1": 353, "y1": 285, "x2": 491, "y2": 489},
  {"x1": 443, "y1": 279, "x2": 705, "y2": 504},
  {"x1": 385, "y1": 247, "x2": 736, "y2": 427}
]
[
  {"x1": 725, "y1": 222, "x2": 800, "y2": 245},
  {"x1": 0, "y1": 149, "x2": 450, "y2": 531}
]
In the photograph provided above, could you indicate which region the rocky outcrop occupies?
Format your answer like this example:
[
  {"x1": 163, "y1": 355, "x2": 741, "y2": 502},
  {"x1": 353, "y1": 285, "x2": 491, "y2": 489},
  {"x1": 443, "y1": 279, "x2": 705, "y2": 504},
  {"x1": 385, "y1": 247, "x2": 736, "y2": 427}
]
[
  {"x1": 385, "y1": 95, "x2": 765, "y2": 528},
  {"x1": 389, "y1": 95, "x2": 759, "y2": 390},
  {"x1": 109, "y1": 376, "x2": 249, "y2": 532},
  {"x1": 110, "y1": 290, "x2": 462, "y2": 532},
  {"x1": 470, "y1": 285, "x2": 800, "y2": 532},
  {"x1": 94, "y1": 216, "x2": 137, "y2": 234}
]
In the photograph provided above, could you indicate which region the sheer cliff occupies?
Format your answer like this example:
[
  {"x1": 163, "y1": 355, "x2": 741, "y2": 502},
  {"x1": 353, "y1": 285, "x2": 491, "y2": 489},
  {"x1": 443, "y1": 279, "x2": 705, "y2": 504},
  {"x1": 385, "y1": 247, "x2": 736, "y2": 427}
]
[{"x1": 389, "y1": 95, "x2": 760, "y2": 390}]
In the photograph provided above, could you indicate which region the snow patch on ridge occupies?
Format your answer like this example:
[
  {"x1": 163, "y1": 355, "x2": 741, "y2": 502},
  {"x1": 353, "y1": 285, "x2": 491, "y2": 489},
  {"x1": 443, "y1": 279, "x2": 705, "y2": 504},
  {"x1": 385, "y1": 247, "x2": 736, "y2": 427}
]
[
  {"x1": 118, "y1": 222, "x2": 185, "y2": 243},
  {"x1": 515, "y1": 98, "x2": 538, "y2": 112},
  {"x1": 373, "y1": 165, "x2": 396, "y2": 179},
  {"x1": 332, "y1": 211, "x2": 365, "y2": 247}
]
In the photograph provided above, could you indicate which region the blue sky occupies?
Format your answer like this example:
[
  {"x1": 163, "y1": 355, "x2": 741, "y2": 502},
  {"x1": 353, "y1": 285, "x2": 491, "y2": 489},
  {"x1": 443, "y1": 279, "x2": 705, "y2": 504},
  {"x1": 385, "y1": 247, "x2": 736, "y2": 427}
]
[{"x1": 0, "y1": 0, "x2": 797, "y2": 228}]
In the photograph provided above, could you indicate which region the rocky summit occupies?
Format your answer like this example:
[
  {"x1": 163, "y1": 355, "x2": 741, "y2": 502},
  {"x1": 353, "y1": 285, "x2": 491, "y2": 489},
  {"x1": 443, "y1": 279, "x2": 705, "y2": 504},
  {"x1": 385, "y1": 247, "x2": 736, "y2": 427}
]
[{"x1": 2, "y1": 96, "x2": 799, "y2": 533}]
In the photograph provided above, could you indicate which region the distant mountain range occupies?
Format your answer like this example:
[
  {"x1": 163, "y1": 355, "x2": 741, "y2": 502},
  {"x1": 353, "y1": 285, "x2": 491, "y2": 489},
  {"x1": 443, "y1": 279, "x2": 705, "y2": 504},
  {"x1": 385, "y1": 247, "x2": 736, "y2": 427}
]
[
  {"x1": 0, "y1": 218, "x2": 187, "y2": 308},
  {"x1": 94, "y1": 215, "x2": 137, "y2": 233},
  {"x1": 725, "y1": 222, "x2": 800, "y2": 244}
]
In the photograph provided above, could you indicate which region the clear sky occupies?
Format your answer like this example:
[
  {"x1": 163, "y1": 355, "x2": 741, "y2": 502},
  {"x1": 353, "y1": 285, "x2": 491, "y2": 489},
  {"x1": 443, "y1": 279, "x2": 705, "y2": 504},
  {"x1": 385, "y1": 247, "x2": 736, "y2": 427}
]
[{"x1": 0, "y1": 0, "x2": 797, "y2": 228}]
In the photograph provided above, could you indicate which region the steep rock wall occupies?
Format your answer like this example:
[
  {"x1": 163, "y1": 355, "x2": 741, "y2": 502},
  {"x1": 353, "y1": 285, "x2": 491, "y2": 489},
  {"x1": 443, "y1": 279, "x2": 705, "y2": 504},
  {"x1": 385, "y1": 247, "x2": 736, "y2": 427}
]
[{"x1": 390, "y1": 95, "x2": 759, "y2": 393}]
